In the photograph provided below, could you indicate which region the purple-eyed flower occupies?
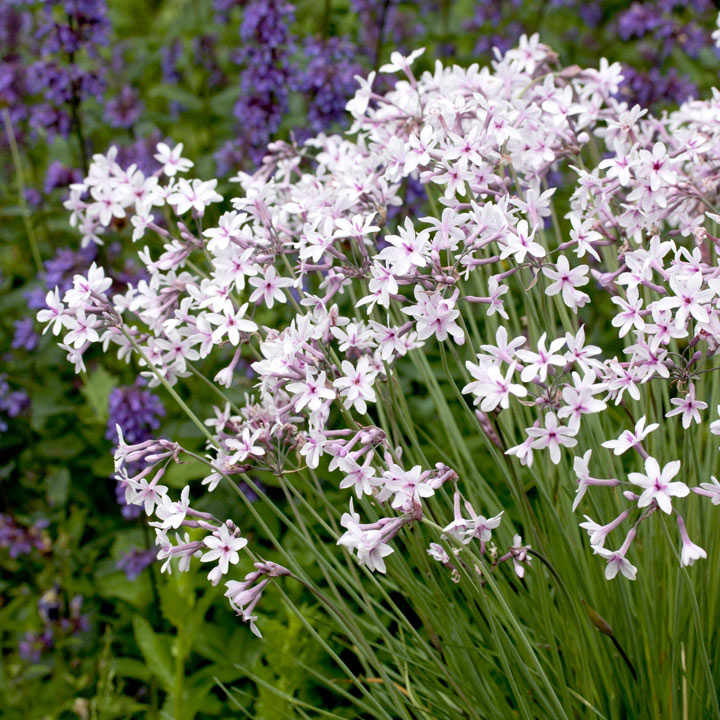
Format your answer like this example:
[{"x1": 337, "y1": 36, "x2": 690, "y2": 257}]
[
  {"x1": 333, "y1": 357, "x2": 378, "y2": 415},
  {"x1": 442, "y1": 492, "x2": 503, "y2": 550},
  {"x1": 693, "y1": 475, "x2": 720, "y2": 504},
  {"x1": 602, "y1": 416, "x2": 658, "y2": 456},
  {"x1": 580, "y1": 511, "x2": 629, "y2": 549},
  {"x1": 201, "y1": 523, "x2": 248, "y2": 585},
  {"x1": 525, "y1": 412, "x2": 578, "y2": 465},
  {"x1": 628, "y1": 456, "x2": 688, "y2": 514},
  {"x1": 665, "y1": 383, "x2": 708, "y2": 428}
]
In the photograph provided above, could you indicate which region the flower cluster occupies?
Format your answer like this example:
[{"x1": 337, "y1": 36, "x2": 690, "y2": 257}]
[
  {"x1": 2, "y1": 0, "x2": 108, "y2": 141},
  {"x1": 39, "y1": 35, "x2": 720, "y2": 635}
]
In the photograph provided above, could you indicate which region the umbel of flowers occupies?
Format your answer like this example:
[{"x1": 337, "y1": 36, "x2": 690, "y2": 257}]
[{"x1": 38, "y1": 35, "x2": 720, "y2": 635}]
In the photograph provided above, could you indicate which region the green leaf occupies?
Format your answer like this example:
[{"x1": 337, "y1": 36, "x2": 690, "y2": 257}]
[
  {"x1": 81, "y1": 367, "x2": 118, "y2": 423},
  {"x1": 148, "y1": 84, "x2": 205, "y2": 112},
  {"x1": 164, "y1": 458, "x2": 207, "y2": 488},
  {"x1": 97, "y1": 571, "x2": 152, "y2": 609},
  {"x1": 159, "y1": 582, "x2": 192, "y2": 629},
  {"x1": 185, "y1": 674, "x2": 225, "y2": 716},
  {"x1": 113, "y1": 657, "x2": 153, "y2": 683},
  {"x1": 36, "y1": 435, "x2": 85, "y2": 461},
  {"x1": 46, "y1": 467, "x2": 70, "y2": 507},
  {"x1": 132, "y1": 615, "x2": 174, "y2": 691},
  {"x1": 208, "y1": 86, "x2": 240, "y2": 116},
  {"x1": 90, "y1": 453, "x2": 114, "y2": 477},
  {"x1": 30, "y1": 387, "x2": 71, "y2": 432}
]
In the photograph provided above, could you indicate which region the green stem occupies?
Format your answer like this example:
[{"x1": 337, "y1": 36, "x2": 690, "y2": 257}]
[
  {"x1": 173, "y1": 630, "x2": 185, "y2": 720},
  {"x1": 187, "y1": 362, "x2": 243, "y2": 414},
  {"x1": 2, "y1": 109, "x2": 42, "y2": 273},
  {"x1": 142, "y1": 522, "x2": 162, "y2": 626},
  {"x1": 120, "y1": 327, "x2": 215, "y2": 445}
]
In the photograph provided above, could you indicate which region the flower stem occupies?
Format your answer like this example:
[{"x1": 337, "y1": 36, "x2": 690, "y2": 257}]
[{"x1": 2, "y1": 109, "x2": 42, "y2": 274}]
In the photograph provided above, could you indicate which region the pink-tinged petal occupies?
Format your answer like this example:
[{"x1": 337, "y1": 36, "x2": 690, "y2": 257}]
[
  {"x1": 621, "y1": 560, "x2": 637, "y2": 580},
  {"x1": 655, "y1": 492, "x2": 672, "y2": 514},
  {"x1": 636, "y1": 488, "x2": 654, "y2": 508},
  {"x1": 662, "y1": 460, "x2": 681, "y2": 482},
  {"x1": 644, "y1": 456, "x2": 660, "y2": 478},
  {"x1": 605, "y1": 560, "x2": 619, "y2": 580},
  {"x1": 667, "y1": 482, "x2": 689, "y2": 498}
]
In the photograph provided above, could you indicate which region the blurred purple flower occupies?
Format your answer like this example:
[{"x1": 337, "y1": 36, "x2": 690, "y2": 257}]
[
  {"x1": 116, "y1": 547, "x2": 156, "y2": 580},
  {"x1": 106, "y1": 381, "x2": 164, "y2": 446},
  {"x1": 295, "y1": 37, "x2": 363, "y2": 136},
  {"x1": 11, "y1": 318, "x2": 38, "y2": 351},
  {"x1": 107, "y1": 381, "x2": 164, "y2": 519},
  {"x1": 0, "y1": 514, "x2": 50, "y2": 557},
  {"x1": 105, "y1": 85, "x2": 142, "y2": 128},
  {"x1": 19, "y1": 629, "x2": 53, "y2": 662},
  {"x1": 44, "y1": 161, "x2": 82, "y2": 194}
]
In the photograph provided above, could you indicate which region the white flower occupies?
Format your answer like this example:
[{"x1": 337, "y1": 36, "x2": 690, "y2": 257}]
[
  {"x1": 167, "y1": 178, "x2": 222, "y2": 215},
  {"x1": 334, "y1": 356, "x2": 378, "y2": 415},
  {"x1": 155, "y1": 486, "x2": 191, "y2": 529},
  {"x1": 36, "y1": 289, "x2": 66, "y2": 335},
  {"x1": 628, "y1": 456, "x2": 688, "y2": 514},
  {"x1": 677, "y1": 515, "x2": 706, "y2": 567},
  {"x1": 595, "y1": 547, "x2": 637, "y2": 581},
  {"x1": 463, "y1": 361, "x2": 526, "y2": 412},
  {"x1": 248, "y1": 266, "x2": 294, "y2": 309},
  {"x1": 610, "y1": 286, "x2": 645, "y2": 337},
  {"x1": 665, "y1": 383, "x2": 707, "y2": 428},
  {"x1": 402, "y1": 287, "x2": 464, "y2": 345},
  {"x1": 526, "y1": 412, "x2": 578, "y2": 464},
  {"x1": 154, "y1": 142, "x2": 193, "y2": 177},
  {"x1": 593, "y1": 527, "x2": 637, "y2": 580},
  {"x1": 695, "y1": 476, "x2": 720, "y2": 504},
  {"x1": 201, "y1": 524, "x2": 248, "y2": 585},
  {"x1": 379, "y1": 48, "x2": 425, "y2": 74},
  {"x1": 602, "y1": 416, "x2": 658, "y2": 455},
  {"x1": 346, "y1": 71, "x2": 376, "y2": 117},
  {"x1": 207, "y1": 304, "x2": 258, "y2": 346},
  {"x1": 287, "y1": 369, "x2": 336, "y2": 413},
  {"x1": 499, "y1": 220, "x2": 545, "y2": 263},
  {"x1": 516, "y1": 333, "x2": 565, "y2": 383},
  {"x1": 542, "y1": 255, "x2": 589, "y2": 310},
  {"x1": 379, "y1": 218, "x2": 430, "y2": 275},
  {"x1": 226, "y1": 428, "x2": 265, "y2": 464}
]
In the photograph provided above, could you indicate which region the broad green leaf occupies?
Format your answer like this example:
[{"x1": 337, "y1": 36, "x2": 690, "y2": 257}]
[
  {"x1": 81, "y1": 366, "x2": 118, "y2": 423},
  {"x1": 46, "y1": 466, "x2": 69, "y2": 506},
  {"x1": 97, "y1": 572, "x2": 152, "y2": 608},
  {"x1": 132, "y1": 615, "x2": 174, "y2": 691},
  {"x1": 159, "y1": 582, "x2": 192, "y2": 629}
]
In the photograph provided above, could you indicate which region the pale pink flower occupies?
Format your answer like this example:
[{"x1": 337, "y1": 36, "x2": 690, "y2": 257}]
[
  {"x1": 665, "y1": 383, "x2": 707, "y2": 428},
  {"x1": 526, "y1": 412, "x2": 578, "y2": 464},
  {"x1": 628, "y1": 456, "x2": 688, "y2": 514},
  {"x1": 201, "y1": 524, "x2": 248, "y2": 585}
]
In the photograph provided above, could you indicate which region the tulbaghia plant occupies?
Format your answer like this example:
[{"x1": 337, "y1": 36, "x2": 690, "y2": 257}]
[{"x1": 38, "y1": 36, "x2": 720, "y2": 718}]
